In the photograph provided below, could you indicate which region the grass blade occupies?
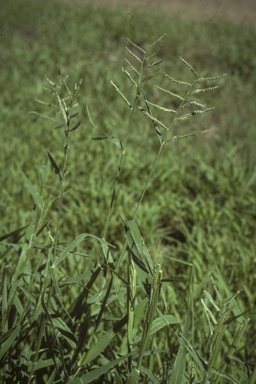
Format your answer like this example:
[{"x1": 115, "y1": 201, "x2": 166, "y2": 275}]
[
  {"x1": 17, "y1": 165, "x2": 43, "y2": 209},
  {"x1": 168, "y1": 303, "x2": 190, "y2": 384},
  {"x1": 52, "y1": 234, "x2": 113, "y2": 267}
]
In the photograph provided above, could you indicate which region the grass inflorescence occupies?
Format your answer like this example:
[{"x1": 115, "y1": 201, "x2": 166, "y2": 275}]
[{"x1": 1, "y1": 0, "x2": 256, "y2": 383}]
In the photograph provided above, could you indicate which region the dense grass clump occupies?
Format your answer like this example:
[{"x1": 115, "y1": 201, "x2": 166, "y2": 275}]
[{"x1": 1, "y1": 0, "x2": 256, "y2": 383}]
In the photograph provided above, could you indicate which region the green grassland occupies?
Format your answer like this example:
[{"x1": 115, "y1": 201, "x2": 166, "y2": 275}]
[{"x1": 1, "y1": 0, "x2": 256, "y2": 382}]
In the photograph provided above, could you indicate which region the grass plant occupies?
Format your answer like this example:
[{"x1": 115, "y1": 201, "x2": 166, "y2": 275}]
[{"x1": 1, "y1": 0, "x2": 256, "y2": 383}]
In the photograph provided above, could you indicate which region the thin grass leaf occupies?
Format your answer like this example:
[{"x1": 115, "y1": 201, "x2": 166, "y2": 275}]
[
  {"x1": 156, "y1": 86, "x2": 184, "y2": 100},
  {"x1": 59, "y1": 268, "x2": 99, "y2": 285},
  {"x1": 67, "y1": 353, "x2": 133, "y2": 384},
  {"x1": 52, "y1": 234, "x2": 113, "y2": 267},
  {"x1": 0, "y1": 225, "x2": 28, "y2": 242},
  {"x1": 121, "y1": 217, "x2": 151, "y2": 296},
  {"x1": 180, "y1": 57, "x2": 199, "y2": 76},
  {"x1": 138, "y1": 107, "x2": 169, "y2": 130},
  {"x1": 127, "y1": 368, "x2": 140, "y2": 384},
  {"x1": 133, "y1": 315, "x2": 178, "y2": 344},
  {"x1": 17, "y1": 165, "x2": 43, "y2": 209},
  {"x1": 40, "y1": 290, "x2": 67, "y2": 378},
  {"x1": 47, "y1": 151, "x2": 64, "y2": 182},
  {"x1": 90, "y1": 276, "x2": 114, "y2": 342},
  {"x1": 54, "y1": 326, "x2": 77, "y2": 346},
  {"x1": 127, "y1": 220, "x2": 154, "y2": 276},
  {"x1": 169, "y1": 303, "x2": 190, "y2": 384},
  {"x1": 128, "y1": 263, "x2": 162, "y2": 383},
  {"x1": 125, "y1": 46, "x2": 143, "y2": 64},
  {"x1": 210, "y1": 369, "x2": 240, "y2": 384},
  {"x1": 67, "y1": 268, "x2": 101, "y2": 321},
  {"x1": 148, "y1": 33, "x2": 166, "y2": 48},
  {"x1": 39, "y1": 159, "x2": 46, "y2": 186},
  {"x1": 145, "y1": 100, "x2": 176, "y2": 113},
  {"x1": 26, "y1": 358, "x2": 61, "y2": 372},
  {"x1": 2, "y1": 267, "x2": 9, "y2": 333},
  {"x1": 181, "y1": 334, "x2": 206, "y2": 374},
  {"x1": 164, "y1": 73, "x2": 191, "y2": 86},
  {"x1": 141, "y1": 366, "x2": 159, "y2": 384},
  {"x1": 79, "y1": 313, "x2": 128, "y2": 367},
  {"x1": 0, "y1": 323, "x2": 22, "y2": 360},
  {"x1": 127, "y1": 38, "x2": 146, "y2": 54},
  {"x1": 111, "y1": 81, "x2": 132, "y2": 108}
]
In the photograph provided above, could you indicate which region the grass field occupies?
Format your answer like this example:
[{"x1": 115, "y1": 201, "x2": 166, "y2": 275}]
[{"x1": 1, "y1": 0, "x2": 256, "y2": 383}]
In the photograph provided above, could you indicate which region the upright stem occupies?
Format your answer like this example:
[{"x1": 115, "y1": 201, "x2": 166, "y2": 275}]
[{"x1": 102, "y1": 95, "x2": 139, "y2": 240}]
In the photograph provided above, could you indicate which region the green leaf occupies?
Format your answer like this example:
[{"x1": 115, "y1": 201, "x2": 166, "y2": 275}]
[
  {"x1": 168, "y1": 304, "x2": 190, "y2": 384},
  {"x1": 0, "y1": 225, "x2": 28, "y2": 242},
  {"x1": 121, "y1": 218, "x2": 152, "y2": 297},
  {"x1": 59, "y1": 268, "x2": 99, "y2": 285},
  {"x1": 79, "y1": 324, "x2": 114, "y2": 367},
  {"x1": 52, "y1": 234, "x2": 113, "y2": 267},
  {"x1": 133, "y1": 315, "x2": 178, "y2": 344},
  {"x1": 67, "y1": 353, "x2": 133, "y2": 384},
  {"x1": 0, "y1": 324, "x2": 21, "y2": 360},
  {"x1": 127, "y1": 220, "x2": 154, "y2": 276},
  {"x1": 127, "y1": 368, "x2": 140, "y2": 384},
  {"x1": 141, "y1": 366, "x2": 159, "y2": 384},
  {"x1": 17, "y1": 165, "x2": 43, "y2": 209}
]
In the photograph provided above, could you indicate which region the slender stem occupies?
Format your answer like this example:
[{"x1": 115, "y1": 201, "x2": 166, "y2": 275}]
[
  {"x1": 133, "y1": 141, "x2": 164, "y2": 220},
  {"x1": 102, "y1": 95, "x2": 139, "y2": 240}
]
